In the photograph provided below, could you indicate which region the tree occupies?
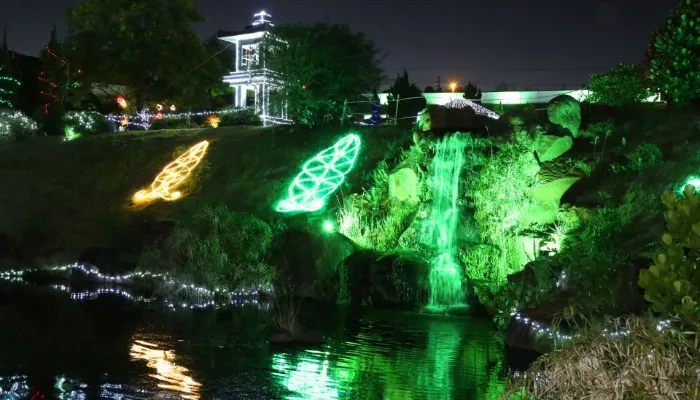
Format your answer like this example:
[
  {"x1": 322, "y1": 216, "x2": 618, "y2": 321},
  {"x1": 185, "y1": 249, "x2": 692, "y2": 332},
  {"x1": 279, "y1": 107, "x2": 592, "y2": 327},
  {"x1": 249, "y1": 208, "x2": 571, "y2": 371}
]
[
  {"x1": 588, "y1": 63, "x2": 648, "y2": 106},
  {"x1": 649, "y1": 0, "x2": 700, "y2": 104},
  {"x1": 424, "y1": 85, "x2": 435, "y2": 93},
  {"x1": 0, "y1": 27, "x2": 20, "y2": 109},
  {"x1": 66, "y1": 0, "x2": 219, "y2": 109},
  {"x1": 264, "y1": 23, "x2": 384, "y2": 127},
  {"x1": 39, "y1": 25, "x2": 74, "y2": 133},
  {"x1": 202, "y1": 35, "x2": 234, "y2": 109},
  {"x1": 385, "y1": 70, "x2": 425, "y2": 125},
  {"x1": 463, "y1": 80, "x2": 482, "y2": 99}
]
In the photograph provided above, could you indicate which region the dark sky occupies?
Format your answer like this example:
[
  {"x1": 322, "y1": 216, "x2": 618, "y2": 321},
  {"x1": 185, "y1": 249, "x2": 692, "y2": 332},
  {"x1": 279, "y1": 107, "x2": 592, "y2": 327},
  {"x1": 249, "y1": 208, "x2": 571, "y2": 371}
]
[{"x1": 1, "y1": 0, "x2": 678, "y2": 90}]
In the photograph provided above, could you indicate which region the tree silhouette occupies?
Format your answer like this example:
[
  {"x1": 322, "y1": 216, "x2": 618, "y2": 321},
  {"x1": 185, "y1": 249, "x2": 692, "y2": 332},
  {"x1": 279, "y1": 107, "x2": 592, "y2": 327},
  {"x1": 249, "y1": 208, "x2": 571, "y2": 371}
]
[
  {"x1": 0, "y1": 26, "x2": 20, "y2": 109},
  {"x1": 385, "y1": 70, "x2": 425, "y2": 125}
]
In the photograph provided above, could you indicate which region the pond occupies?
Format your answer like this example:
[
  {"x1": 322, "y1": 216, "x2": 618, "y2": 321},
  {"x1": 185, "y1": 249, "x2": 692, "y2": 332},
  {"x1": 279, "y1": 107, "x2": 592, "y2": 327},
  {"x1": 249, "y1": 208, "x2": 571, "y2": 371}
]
[{"x1": 0, "y1": 283, "x2": 509, "y2": 399}]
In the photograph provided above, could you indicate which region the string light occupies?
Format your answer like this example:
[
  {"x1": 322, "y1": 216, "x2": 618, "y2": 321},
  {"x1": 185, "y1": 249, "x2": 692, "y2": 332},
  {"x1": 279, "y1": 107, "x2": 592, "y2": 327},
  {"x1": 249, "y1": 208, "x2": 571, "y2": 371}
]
[
  {"x1": 1, "y1": 263, "x2": 272, "y2": 312},
  {"x1": 0, "y1": 110, "x2": 39, "y2": 139},
  {"x1": 0, "y1": 69, "x2": 20, "y2": 109},
  {"x1": 39, "y1": 46, "x2": 70, "y2": 116},
  {"x1": 133, "y1": 140, "x2": 209, "y2": 202},
  {"x1": 276, "y1": 133, "x2": 361, "y2": 213},
  {"x1": 443, "y1": 97, "x2": 500, "y2": 120}
]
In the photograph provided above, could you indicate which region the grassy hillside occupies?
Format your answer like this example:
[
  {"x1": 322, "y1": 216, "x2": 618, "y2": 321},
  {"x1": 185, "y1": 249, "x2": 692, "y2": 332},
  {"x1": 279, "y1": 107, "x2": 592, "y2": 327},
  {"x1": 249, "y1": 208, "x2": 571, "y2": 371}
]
[{"x1": 0, "y1": 124, "x2": 410, "y2": 261}]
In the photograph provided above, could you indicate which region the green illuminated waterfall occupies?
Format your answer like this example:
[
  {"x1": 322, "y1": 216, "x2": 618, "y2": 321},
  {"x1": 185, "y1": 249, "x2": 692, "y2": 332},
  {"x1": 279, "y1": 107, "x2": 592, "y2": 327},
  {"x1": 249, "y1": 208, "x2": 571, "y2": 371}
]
[{"x1": 424, "y1": 134, "x2": 466, "y2": 308}]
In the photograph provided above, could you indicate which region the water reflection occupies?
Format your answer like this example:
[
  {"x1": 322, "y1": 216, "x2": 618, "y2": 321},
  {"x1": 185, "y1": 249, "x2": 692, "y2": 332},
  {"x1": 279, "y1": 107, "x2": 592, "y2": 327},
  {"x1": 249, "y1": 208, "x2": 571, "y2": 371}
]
[
  {"x1": 129, "y1": 338, "x2": 201, "y2": 399},
  {"x1": 271, "y1": 315, "x2": 505, "y2": 400}
]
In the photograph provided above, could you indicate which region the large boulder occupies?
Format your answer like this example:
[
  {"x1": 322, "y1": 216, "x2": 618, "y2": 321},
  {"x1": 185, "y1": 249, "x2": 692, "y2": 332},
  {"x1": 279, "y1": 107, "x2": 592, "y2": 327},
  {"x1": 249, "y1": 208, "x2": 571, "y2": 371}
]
[
  {"x1": 547, "y1": 95, "x2": 581, "y2": 137},
  {"x1": 534, "y1": 135, "x2": 573, "y2": 162},
  {"x1": 272, "y1": 219, "x2": 356, "y2": 301},
  {"x1": 344, "y1": 250, "x2": 429, "y2": 306}
]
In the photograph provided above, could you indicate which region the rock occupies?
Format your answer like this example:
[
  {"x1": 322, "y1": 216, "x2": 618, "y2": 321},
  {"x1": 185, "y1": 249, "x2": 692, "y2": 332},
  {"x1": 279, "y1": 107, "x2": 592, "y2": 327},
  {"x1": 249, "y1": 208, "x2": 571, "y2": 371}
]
[
  {"x1": 535, "y1": 135, "x2": 573, "y2": 162},
  {"x1": 547, "y1": 95, "x2": 581, "y2": 137},
  {"x1": 521, "y1": 177, "x2": 582, "y2": 225},
  {"x1": 272, "y1": 219, "x2": 356, "y2": 301},
  {"x1": 389, "y1": 167, "x2": 420, "y2": 203},
  {"x1": 344, "y1": 250, "x2": 429, "y2": 306},
  {"x1": 505, "y1": 299, "x2": 569, "y2": 353},
  {"x1": 267, "y1": 328, "x2": 324, "y2": 344}
]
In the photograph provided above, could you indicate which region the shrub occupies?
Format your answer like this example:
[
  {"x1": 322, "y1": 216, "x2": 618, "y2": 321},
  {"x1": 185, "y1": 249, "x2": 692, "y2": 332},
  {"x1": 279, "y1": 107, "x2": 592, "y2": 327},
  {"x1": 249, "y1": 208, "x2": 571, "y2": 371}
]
[
  {"x1": 138, "y1": 204, "x2": 276, "y2": 290},
  {"x1": 505, "y1": 316, "x2": 700, "y2": 400},
  {"x1": 623, "y1": 143, "x2": 663, "y2": 171},
  {"x1": 62, "y1": 111, "x2": 114, "y2": 136},
  {"x1": 639, "y1": 185, "x2": 700, "y2": 325},
  {"x1": 219, "y1": 107, "x2": 262, "y2": 126},
  {"x1": 588, "y1": 63, "x2": 649, "y2": 106},
  {"x1": 0, "y1": 110, "x2": 40, "y2": 141},
  {"x1": 649, "y1": 0, "x2": 700, "y2": 104},
  {"x1": 149, "y1": 116, "x2": 200, "y2": 130}
]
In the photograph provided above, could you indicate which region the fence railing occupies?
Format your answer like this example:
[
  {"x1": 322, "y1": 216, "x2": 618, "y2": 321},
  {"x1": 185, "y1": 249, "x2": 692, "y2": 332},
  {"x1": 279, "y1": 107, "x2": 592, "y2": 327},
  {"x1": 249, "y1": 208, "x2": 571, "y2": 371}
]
[{"x1": 340, "y1": 96, "x2": 425, "y2": 126}]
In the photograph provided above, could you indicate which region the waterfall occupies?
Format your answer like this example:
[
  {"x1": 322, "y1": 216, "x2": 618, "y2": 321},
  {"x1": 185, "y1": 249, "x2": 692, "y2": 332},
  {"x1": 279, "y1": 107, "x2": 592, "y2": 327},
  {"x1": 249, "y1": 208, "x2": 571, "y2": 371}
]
[{"x1": 423, "y1": 133, "x2": 467, "y2": 308}]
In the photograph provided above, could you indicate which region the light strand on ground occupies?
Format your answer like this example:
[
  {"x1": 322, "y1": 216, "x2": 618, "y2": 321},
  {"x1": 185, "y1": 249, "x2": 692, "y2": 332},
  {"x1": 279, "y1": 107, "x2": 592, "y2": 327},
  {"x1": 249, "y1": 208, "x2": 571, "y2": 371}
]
[
  {"x1": 0, "y1": 262, "x2": 272, "y2": 299},
  {"x1": 510, "y1": 308, "x2": 673, "y2": 343},
  {"x1": 276, "y1": 133, "x2": 361, "y2": 212}
]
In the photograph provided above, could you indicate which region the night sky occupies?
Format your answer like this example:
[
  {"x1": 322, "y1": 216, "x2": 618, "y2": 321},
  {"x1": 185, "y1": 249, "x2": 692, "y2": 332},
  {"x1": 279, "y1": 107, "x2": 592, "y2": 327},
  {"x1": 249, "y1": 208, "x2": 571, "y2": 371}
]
[{"x1": 1, "y1": 0, "x2": 679, "y2": 90}]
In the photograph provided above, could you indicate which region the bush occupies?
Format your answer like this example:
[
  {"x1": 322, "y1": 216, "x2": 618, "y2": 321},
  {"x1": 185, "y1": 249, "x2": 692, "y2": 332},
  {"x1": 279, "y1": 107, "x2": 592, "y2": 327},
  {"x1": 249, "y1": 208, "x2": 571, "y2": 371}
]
[
  {"x1": 62, "y1": 111, "x2": 115, "y2": 136},
  {"x1": 219, "y1": 107, "x2": 262, "y2": 126},
  {"x1": 588, "y1": 63, "x2": 649, "y2": 106},
  {"x1": 0, "y1": 110, "x2": 40, "y2": 141},
  {"x1": 137, "y1": 204, "x2": 276, "y2": 290},
  {"x1": 505, "y1": 316, "x2": 700, "y2": 400},
  {"x1": 149, "y1": 116, "x2": 200, "y2": 130},
  {"x1": 649, "y1": 0, "x2": 700, "y2": 104},
  {"x1": 639, "y1": 186, "x2": 700, "y2": 325}
]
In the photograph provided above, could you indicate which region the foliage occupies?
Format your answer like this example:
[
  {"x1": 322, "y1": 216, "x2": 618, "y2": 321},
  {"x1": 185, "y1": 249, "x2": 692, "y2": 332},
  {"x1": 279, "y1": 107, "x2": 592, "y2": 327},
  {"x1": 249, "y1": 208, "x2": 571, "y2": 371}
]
[
  {"x1": 138, "y1": 204, "x2": 275, "y2": 289},
  {"x1": 62, "y1": 111, "x2": 114, "y2": 136},
  {"x1": 505, "y1": 316, "x2": 700, "y2": 400},
  {"x1": 639, "y1": 185, "x2": 700, "y2": 325},
  {"x1": 463, "y1": 80, "x2": 482, "y2": 99},
  {"x1": 385, "y1": 70, "x2": 425, "y2": 126},
  {"x1": 648, "y1": 0, "x2": 700, "y2": 104},
  {"x1": 0, "y1": 27, "x2": 19, "y2": 110},
  {"x1": 149, "y1": 116, "x2": 200, "y2": 130},
  {"x1": 66, "y1": 0, "x2": 226, "y2": 108},
  {"x1": 588, "y1": 63, "x2": 649, "y2": 106},
  {"x1": 39, "y1": 25, "x2": 75, "y2": 134},
  {"x1": 219, "y1": 107, "x2": 262, "y2": 126},
  {"x1": 264, "y1": 23, "x2": 384, "y2": 127},
  {"x1": 338, "y1": 143, "x2": 426, "y2": 252},
  {"x1": 611, "y1": 143, "x2": 663, "y2": 172},
  {"x1": 0, "y1": 110, "x2": 39, "y2": 141}
]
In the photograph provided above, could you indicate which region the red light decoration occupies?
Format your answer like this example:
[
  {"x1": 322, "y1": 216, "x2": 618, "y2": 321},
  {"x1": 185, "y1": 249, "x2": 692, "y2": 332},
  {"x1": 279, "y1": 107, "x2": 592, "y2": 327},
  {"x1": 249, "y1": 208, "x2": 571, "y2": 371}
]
[
  {"x1": 155, "y1": 112, "x2": 163, "y2": 119},
  {"x1": 116, "y1": 95, "x2": 128, "y2": 108},
  {"x1": 39, "y1": 46, "x2": 69, "y2": 116}
]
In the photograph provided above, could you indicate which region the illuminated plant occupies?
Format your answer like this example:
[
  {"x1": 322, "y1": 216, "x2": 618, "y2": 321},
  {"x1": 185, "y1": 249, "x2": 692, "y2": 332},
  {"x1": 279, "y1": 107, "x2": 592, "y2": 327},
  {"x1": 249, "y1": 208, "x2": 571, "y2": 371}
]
[
  {"x1": 63, "y1": 126, "x2": 80, "y2": 141},
  {"x1": 63, "y1": 111, "x2": 114, "y2": 136},
  {"x1": 206, "y1": 114, "x2": 221, "y2": 128},
  {"x1": 649, "y1": 0, "x2": 700, "y2": 104},
  {"x1": 0, "y1": 110, "x2": 39, "y2": 141},
  {"x1": 133, "y1": 140, "x2": 209, "y2": 202},
  {"x1": 276, "y1": 133, "x2": 361, "y2": 213}
]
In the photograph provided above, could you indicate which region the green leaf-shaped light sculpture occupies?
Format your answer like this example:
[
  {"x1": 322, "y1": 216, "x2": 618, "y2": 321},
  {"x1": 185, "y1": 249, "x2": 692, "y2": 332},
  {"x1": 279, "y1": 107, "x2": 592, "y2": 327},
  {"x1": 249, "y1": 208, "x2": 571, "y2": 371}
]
[{"x1": 276, "y1": 133, "x2": 361, "y2": 213}]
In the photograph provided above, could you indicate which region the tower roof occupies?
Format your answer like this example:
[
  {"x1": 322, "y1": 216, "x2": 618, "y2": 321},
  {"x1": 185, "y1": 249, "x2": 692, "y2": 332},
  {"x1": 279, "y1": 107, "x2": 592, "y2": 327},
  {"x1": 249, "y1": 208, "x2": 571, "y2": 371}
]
[{"x1": 217, "y1": 10, "x2": 274, "y2": 41}]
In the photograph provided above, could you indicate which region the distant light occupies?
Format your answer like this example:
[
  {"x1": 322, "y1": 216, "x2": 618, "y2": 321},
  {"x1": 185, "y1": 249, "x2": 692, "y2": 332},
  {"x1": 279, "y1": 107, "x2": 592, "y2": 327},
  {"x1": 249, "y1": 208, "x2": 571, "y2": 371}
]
[
  {"x1": 449, "y1": 82, "x2": 457, "y2": 92},
  {"x1": 252, "y1": 10, "x2": 273, "y2": 26},
  {"x1": 323, "y1": 220, "x2": 335, "y2": 232}
]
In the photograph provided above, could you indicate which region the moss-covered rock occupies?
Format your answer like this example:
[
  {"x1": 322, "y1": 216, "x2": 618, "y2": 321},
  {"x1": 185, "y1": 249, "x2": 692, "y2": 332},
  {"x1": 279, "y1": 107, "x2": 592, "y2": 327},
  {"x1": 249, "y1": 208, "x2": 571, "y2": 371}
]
[{"x1": 547, "y1": 95, "x2": 581, "y2": 137}]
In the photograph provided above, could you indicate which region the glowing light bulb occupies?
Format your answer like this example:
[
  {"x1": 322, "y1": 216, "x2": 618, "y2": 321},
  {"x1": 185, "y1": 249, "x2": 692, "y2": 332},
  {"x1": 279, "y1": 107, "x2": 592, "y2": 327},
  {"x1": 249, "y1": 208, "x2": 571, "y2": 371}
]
[
  {"x1": 133, "y1": 141, "x2": 209, "y2": 203},
  {"x1": 276, "y1": 133, "x2": 361, "y2": 213},
  {"x1": 323, "y1": 220, "x2": 334, "y2": 232}
]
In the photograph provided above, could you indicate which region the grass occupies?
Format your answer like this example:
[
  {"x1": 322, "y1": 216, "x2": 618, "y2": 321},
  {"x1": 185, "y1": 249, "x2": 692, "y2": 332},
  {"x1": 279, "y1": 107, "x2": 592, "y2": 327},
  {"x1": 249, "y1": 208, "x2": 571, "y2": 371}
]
[
  {"x1": 504, "y1": 316, "x2": 700, "y2": 400},
  {"x1": 0, "y1": 124, "x2": 410, "y2": 262}
]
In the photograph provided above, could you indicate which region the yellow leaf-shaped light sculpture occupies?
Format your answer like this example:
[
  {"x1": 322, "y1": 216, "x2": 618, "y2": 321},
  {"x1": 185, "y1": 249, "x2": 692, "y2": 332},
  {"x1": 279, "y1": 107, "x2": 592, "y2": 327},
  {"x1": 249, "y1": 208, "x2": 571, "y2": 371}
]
[{"x1": 133, "y1": 140, "x2": 209, "y2": 202}]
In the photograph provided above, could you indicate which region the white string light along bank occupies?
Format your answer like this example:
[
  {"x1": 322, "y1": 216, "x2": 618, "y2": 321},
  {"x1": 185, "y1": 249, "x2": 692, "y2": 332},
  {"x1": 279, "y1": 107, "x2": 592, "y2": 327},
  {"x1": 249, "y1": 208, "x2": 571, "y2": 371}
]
[{"x1": 0, "y1": 263, "x2": 272, "y2": 311}]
